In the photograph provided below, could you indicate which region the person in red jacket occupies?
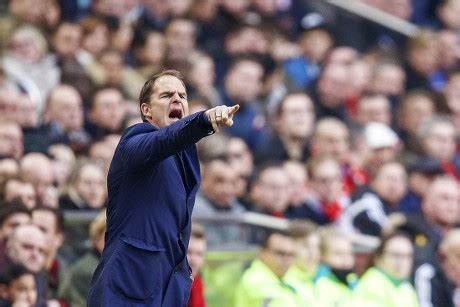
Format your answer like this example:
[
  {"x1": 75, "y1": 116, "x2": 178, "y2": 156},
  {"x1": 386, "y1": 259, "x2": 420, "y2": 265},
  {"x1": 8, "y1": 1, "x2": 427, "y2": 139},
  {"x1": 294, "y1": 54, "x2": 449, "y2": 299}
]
[{"x1": 187, "y1": 224, "x2": 208, "y2": 307}]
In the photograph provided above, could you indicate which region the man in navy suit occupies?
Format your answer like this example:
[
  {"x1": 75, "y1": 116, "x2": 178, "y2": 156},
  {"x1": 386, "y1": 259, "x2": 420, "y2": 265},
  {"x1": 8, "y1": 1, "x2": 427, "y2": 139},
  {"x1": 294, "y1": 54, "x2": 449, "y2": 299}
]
[{"x1": 87, "y1": 70, "x2": 239, "y2": 306}]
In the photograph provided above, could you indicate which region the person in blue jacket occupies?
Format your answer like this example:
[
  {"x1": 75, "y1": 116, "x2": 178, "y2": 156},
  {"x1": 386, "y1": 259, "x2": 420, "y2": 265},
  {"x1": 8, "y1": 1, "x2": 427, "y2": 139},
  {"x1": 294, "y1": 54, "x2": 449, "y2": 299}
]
[{"x1": 87, "y1": 70, "x2": 239, "y2": 306}]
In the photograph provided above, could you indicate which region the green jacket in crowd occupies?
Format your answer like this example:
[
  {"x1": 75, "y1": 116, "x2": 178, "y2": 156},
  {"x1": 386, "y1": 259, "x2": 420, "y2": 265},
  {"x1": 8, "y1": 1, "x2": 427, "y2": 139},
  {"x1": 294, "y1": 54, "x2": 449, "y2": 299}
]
[
  {"x1": 283, "y1": 265, "x2": 318, "y2": 306},
  {"x1": 58, "y1": 251, "x2": 99, "y2": 307},
  {"x1": 315, "y1": 267, "x2": 358, "y2": 307},
  {"x1": 352, "y1": 267, "x2": 419, "y2": 307},
  {"x1": 234, "y1": 259, "x2": 302, "y2": 307}
]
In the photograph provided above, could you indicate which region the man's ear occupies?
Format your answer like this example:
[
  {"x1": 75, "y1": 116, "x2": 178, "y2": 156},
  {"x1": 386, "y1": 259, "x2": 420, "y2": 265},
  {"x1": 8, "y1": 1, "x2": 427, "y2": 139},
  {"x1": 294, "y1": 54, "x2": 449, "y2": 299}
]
[{"x1": 140, "y1": 103, "x2": 151, "y2": 119}]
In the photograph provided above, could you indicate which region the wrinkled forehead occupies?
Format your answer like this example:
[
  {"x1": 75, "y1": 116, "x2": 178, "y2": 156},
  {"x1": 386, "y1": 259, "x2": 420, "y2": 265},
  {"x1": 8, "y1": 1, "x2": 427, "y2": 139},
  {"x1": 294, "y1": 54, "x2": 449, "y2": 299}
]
[{"x1": 153, "y1": 76, "x2": 186, "y2": 95}]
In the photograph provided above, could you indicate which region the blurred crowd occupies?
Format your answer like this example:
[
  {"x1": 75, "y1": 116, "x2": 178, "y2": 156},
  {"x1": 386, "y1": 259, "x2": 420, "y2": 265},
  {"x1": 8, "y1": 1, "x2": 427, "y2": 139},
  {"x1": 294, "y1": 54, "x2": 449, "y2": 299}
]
[{"x1": 0, "y1": 0, "x2": 459, "y2": 306}]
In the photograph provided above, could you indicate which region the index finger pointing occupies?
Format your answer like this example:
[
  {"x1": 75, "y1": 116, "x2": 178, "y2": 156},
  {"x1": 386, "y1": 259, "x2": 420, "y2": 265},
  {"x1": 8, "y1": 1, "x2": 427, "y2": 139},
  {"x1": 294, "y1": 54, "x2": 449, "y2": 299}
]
[{"x1": 228, "y1": 104, "x2": 240, "y2": 115}]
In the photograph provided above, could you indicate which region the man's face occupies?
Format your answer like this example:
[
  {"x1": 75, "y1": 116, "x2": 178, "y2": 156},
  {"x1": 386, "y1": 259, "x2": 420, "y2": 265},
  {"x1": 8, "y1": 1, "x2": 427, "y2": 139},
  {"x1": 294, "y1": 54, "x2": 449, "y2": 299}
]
[
  {"x1": 317, "y1": 65, "x2": 349, "y2": 107},
  {"x1": 4, "y1": 180, "x2": 36, "y2": 209},
  {"x1": 253, "y1": 168, "x2": 291, "y2": 212},
  {"x1": 372, "y1": 64, "x2": 405, "y2": 96},
  {"x1": 295, "y1": 233, "x2": 320, "y2": 271},
  {"x1": 50, "y1": 88, "x2": 84, "y2": 132},
  {"x1": 314, "y1": 127, "x2": 350, "y2": 163},
  {"x1": 278, "y1": 94, "x2": 315, "y2": 139},
  {"x1": 372, "y1": 163, "x2": 407, "y2": 205},
  {"x1": 53, "y1": 23, "x2": 81, "y2": 57},
  {"x1": 7, "y1": 226, "x2": 47, "y2": 273},
  {"x1": 312, "y1": 160, "x2": 342, "y2": 203},
  {"x1": 143, "y1": 75, "x2": 189, "y2": 128},
  {"x1": 201, "y1": 160, "x2": 237, "y2": 208},
  {"x1": 424, "y1": 179, "x2": 459, "y2": 226},
  {"x1": 226, "y1": 61, "x2": 263, "y2": 103},
  {"x1": 187, "y1": 237, "x2": 207, "y2": 277},
  {"x1": 0, "y1": 123, "x2": 23, "y2": 160},
  {"x1": 0, "y1": 213, "x2": 30, "y2": 241},
  {"x1": 376, "y1": 236, "x2": 413, "y2": 280},
  {"x1": 31, "y1": 210, "x2": 63, "y2": 257},
  {"x1": 260, "y1": 234, "x2": 296, "y2": 278},
  {"x1": 401, "y1": 97, "x2": 434, "y2": 134},
  {"x1": 423, "y1": 122, "x2": 456, "y2": 162},
  {"x1": 6, "y1": 274, "x2": 37, "y2": 306},
  {"x1": 357, "y1": 96, "x2": 391, "y2": 125},
  {"x1": 76, "y1": 165, "x2": 107, "y2": 209},
  {"x1": 323, "y1": 238, "x2": 354, "y2": 270},
  {"x1": 227, "y1": 138, "x2": 253, "y2": 177},
  {"x1": 165, "y1": 20, "x2": 196, "y2": 61},
  {"x1": 91, "y1": 89, "x2": 125, "y2": 131}
]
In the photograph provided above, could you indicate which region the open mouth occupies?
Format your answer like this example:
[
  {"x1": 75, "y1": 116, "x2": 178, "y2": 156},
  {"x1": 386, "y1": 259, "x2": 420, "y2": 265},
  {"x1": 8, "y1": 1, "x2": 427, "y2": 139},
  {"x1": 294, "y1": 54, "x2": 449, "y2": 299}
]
[{"x1": 168, "y1": 108, "x2": 183, "y2": 121}]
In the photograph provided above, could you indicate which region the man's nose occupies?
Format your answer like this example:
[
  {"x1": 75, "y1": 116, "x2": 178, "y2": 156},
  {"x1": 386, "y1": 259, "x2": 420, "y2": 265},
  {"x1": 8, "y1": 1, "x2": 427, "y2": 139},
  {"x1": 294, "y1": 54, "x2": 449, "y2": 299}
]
[{"x1": 171, "y1": 92, "x2": 181, "y2": 101}]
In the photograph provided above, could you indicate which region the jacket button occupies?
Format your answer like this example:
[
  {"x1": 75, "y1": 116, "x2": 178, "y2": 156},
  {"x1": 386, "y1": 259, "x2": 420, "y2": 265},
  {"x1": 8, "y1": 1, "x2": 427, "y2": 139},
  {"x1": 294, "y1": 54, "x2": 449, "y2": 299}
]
[
  {"x1": 179, "y1": 232, "x2": 184, "y2": 240},
  {"x1": 174, "y1": 265, "x2": 181, "y2": 273}
]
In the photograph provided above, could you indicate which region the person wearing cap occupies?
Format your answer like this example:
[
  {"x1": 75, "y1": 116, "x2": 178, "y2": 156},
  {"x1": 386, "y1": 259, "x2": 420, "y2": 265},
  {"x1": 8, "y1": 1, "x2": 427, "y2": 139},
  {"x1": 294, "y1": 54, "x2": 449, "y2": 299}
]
[
  {"x1": 398, "y1": 156, "x2": 445, "y2": 214},
  {"x1": 283, "y1": 12, "x2": 334, "y2": 89},
  {"x1": 338, "y1": 161, "x2": 408, "y2": 236},
  {"x1": 361, "y1": 122, "x2": 401, "y2": 178}
]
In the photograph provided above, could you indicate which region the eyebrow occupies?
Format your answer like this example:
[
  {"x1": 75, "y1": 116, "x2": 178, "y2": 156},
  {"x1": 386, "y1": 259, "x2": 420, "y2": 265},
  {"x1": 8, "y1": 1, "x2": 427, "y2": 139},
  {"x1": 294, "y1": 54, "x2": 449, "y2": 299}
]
[{"x1": 159, "y1": 90, "x2": 187, "y2": 98}]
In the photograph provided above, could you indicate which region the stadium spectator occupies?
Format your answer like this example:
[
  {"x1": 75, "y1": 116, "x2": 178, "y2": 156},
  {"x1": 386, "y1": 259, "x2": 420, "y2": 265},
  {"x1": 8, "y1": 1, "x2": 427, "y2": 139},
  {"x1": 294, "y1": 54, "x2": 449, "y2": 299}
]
[
  {"x1": 370, "y1": 60, "x2": 406, "y2": 99},
  {"x1": 187, "y1": 224, "x2": 208, "y2": 307},
  {"x1": 132, "y1": 30, "x2": 166, "y2": 79},
  {"x1": 283, "y1": 160, "x2": 309, "y2": 217},
  {"x1": 20, "y1": 153, "x2": 57, "y2": 208},
  {"x1": 31, "y1": 207, "x2": 65, "y2": 298},
  {"x1": 58, "y1": 209, "x2": 106, "y2": 307},
  {"x1": 404, "y1": 29, "x2": 441, "y2": 91},
  {"x1": 353, "y1": 232, "x2": 418, "y2": 306},
  {"x1": 256, "y1": 92, "x2": 315, "y2": 164},
  {"x1": 397, "y1": 90, "x2": 436, "y2": 155},
  {"x1": 418, "y1": 116, "x2": 460, "y2": 177},
  {"x1": 399, "y1": 156, "x2": 445, "y2": 214},
  {"x1": 355, "y1": 93, "x2": 392, "y2": 126},
  {"x1": 311, "y1": 64, "x2": 349, "y2": 121},
  {"x1": 234, "y1": 229, "x2": 300, "y2": 306},
  {"x1": 48, "y1": 144, "x2": 76, "y2": 190},
  {"x1": 0, "y1": 264, "x2": 38, "y2": 307},
  {"x1": 284, "y1": 222, "x2": 320, "y2": 305},
  {"x1": 415, "y1": 228, "x2": 460, "y2": 307},
  {"x1": 3, "y1": 178, "x2": 36, "y2": 209},
  {"x1": 249, "y1": 163, "x2": 291, "y2": 217},
  {"x1": 5, "y1": 224, "x2": 47, "y2": 306},
  {"x1": 85, "y1": 87, "x2": 126, "y2": 140},
  {"x1": 0, "y1": 121, "x2": 24, "y2": 161},
  {"x1": 2, "y1": 25, "x2": 60, "y2": 107},
  {"x1": 25, "y1": 84, "x2": 90, "y2": 153},
  {"x1": 51, "y1": 21, "x2": 94, "y2": 101},
  {"x1": 0, "y1": 204, "x2": 30, "y2": 269},
  {"x1": 339, "y1": 161, "x2": 408, "y2": 236},
  {"x1": 315, "y1": 227, "x2": 357, "y2": 307},
  {"x1": 306, "y1": 156, "x2": 350, "y2": 224},
  {"x1": 193, "y1": 158, "x2": 245, "y2": 247},
  {"x1": 87, "y1": 135, "x2": 119, "y2": 175},
  {"x1": 218, "y1": 57, "x2": 266, "y2": 149},
  {"x1": 59, "y1": 161, "x2": 107, "y2": 211},
  {"x1": 361, "y1": 122, "x2": 400, "y2": 177},
  {"x1": 164, "y1": 18, "x2": 197, "y2": 75}
]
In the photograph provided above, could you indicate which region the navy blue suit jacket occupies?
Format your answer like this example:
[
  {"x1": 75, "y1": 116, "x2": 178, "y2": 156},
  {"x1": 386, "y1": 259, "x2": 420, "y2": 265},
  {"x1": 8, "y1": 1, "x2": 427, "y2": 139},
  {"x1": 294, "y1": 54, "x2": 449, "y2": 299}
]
[{"x1": 87, "y1": 112, "x2": 213, "y2": 306}]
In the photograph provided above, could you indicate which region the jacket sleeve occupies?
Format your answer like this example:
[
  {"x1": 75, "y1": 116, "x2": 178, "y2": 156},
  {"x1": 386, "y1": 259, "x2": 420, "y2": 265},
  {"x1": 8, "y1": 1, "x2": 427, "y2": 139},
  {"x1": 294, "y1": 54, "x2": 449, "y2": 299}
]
[{"x1": 120, "y1": 111, "x2": 213, "y2": 169}]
